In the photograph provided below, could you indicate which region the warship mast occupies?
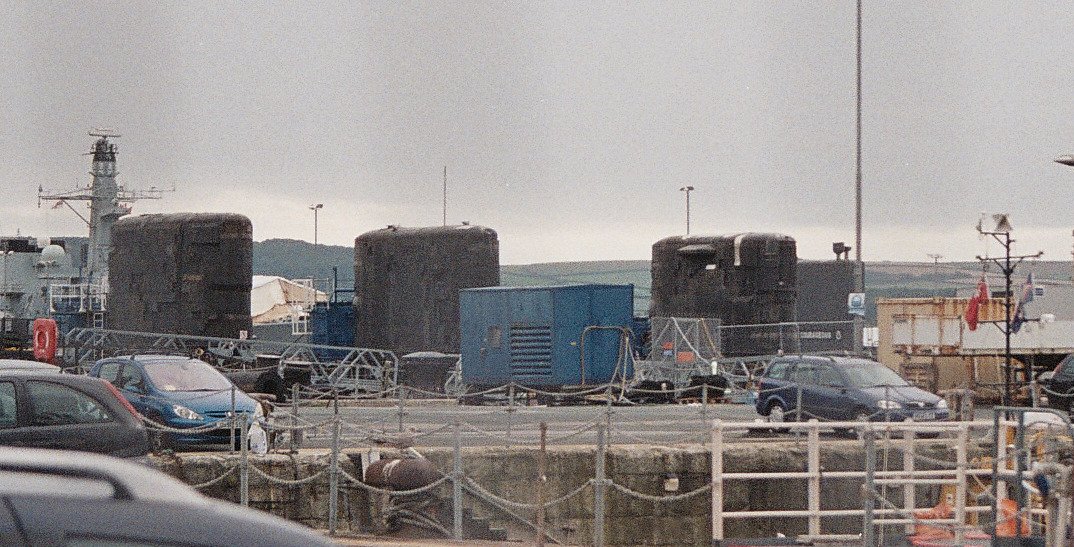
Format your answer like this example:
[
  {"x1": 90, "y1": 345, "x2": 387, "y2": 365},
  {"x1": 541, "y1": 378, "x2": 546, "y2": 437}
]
[{"x1": 38, "y1": 129, "x2": 164, "y2": 285}]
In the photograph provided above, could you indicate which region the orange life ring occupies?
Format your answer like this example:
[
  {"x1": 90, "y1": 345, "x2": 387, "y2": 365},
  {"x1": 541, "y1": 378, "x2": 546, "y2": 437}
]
[{"x1": 32, "y1": 318, "x2": 58, "y2": 363}]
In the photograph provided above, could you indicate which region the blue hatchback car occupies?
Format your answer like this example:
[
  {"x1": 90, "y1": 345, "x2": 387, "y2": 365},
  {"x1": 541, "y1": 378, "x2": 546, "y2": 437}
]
[
  {"x1": 89, "y1": 355, "x2": 261, "y2": 449},
  {"x1": 754, "y1": 355, "x2": 949, "y2": 428}
]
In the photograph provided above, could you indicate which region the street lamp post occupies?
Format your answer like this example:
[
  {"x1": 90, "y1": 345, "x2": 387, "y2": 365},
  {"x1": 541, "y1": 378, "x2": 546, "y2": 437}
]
[
  {"x1": 679, "y1": 186, "x2": 694, "y2": 235},
  {"x1": 926, "y1": 253, "x2": 943, "y2": 296},
  {"x1": 309, "y1": 203, "x2": 323, "y2": 245}
]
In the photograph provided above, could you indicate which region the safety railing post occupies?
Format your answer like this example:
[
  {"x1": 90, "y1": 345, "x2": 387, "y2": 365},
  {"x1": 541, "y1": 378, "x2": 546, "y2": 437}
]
[
  {"x1": 863, "y1": 426, "x2": 876, "y2": 547},
  {"x1": 990, "y1": 410, "x2": 1001, "y2": 539},
  {"x1": 506, "y1": 384, "x2": 515, "y2": 449},
  {"x1": 1015, "y1": 411, "x2": 1026, "y2": 540},
  {"x1": 328, "y1": 415, "x2": 340, "y2": 536},
  {"x1": 453, "y1": 420, "x2": 463, "y2": 540},
  {"x1": 795, "y1": 383, "x2": 803, "y2": 422},
  {"x1": 536, "y1": 421, "x2": 547, "y2": 547},
  {"x1": 229, "y1": 386, "x2": 237, "y2": 454},
  {"x1": 807, "y1": 419, "x2": 820, "y2": 536},
  {"x1": 290, "y1": 383, "x2": 299, "y2": 453},
  {"x1": 711, "y1": 420, "x2": 723, "y2": 541},
  {"x1": 955, "y1": 424, "x2": 968, "y2": 544},
  {"x1": 397, "y1": 386, "x2": 406, "y2": 433},
  {"x1": 884, "y1": 386, "x2": 891, "y2": 423},
  {"x1": 594, "y1": 423, "x2": 606, "y2": 547},
  {"x1": 240, "y1": 413, "x2": 249, "y2": 507},
  {"x1": 902, "y1": 421, "x2": 916, "y2": 536},
  {"x1": 701, "y1": 384, "x2": 709, "y2": 421},
  {"x1": 604, "y1": 386, "x2": 613, "y2": 446}
]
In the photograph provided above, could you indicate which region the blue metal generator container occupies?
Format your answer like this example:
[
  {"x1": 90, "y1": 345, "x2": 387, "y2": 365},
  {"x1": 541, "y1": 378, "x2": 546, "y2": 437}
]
[
  {"x1": 460, "y1": 284, "x2": 634, "y2": 387},
  {"x1": 310, "y1": 302, "x2": 355, "y2": 361}
]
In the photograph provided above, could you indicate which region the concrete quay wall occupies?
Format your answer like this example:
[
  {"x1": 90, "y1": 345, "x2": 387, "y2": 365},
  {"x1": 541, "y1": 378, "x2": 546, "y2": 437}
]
[{"x1": 155, "y1": 441, "x2": 975, "y2": 545}]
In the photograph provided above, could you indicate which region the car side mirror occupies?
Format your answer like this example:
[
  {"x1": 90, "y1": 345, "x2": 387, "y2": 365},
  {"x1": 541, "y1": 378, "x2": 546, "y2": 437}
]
[{"x1": 124, "y1": 383, "x2": 144, "y2": 394}]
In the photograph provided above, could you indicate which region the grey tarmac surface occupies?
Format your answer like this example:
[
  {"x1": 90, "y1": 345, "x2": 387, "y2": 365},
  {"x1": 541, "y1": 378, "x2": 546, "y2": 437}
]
[{"x1": 278, "y1": 401, "x2": 998, "y2": 449}]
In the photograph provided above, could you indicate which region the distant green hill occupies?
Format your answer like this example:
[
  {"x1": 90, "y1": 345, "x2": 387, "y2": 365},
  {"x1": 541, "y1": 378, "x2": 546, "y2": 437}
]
[{"x1": 252, "y1": 238, "x2": 1070, "y2": 322}]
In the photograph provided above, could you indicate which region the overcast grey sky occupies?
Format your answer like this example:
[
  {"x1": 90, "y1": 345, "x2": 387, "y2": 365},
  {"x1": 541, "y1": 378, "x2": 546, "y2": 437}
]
[{"x1": 3, "y1": 2, "x2": 1074, "y2": 264}]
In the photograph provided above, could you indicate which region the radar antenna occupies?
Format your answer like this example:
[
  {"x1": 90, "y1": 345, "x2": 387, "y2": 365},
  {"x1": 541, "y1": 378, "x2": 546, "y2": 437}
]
[{"x1": 36, "y1": 130, "x2": 174, "y2": 283}]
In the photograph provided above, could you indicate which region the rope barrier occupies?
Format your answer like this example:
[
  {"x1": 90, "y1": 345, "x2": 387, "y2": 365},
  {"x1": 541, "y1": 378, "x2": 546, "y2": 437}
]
[
  {"x1": 141, "y1": 416, "x2": 230, "y2": 433},
  {"x1": 190, "y1": 465, "x2": 239, "y2": 489},
  {"x1": 336, "y1": 466, "x2": 453, "y2": 496},
  {"x1": 609, "y1": 481, "x2": 713, "y2": 503},
  {"x1": 262, "y1": 417, "x2": 339, "y2": 432},
  {"x1": 462, "y1": 477, "x2": 592, "y2": 511},
  {"x1": 248, "y1": 463, "x2": 329, "y2": 486}
]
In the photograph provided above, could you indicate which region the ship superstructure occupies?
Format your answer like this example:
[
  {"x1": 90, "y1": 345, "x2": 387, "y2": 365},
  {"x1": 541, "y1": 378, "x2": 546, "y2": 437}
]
[
  {"x1": 0, "y1": 131, "x2": 164, "y2": 350},
  {"x1": 37, "y1": 130, "x2": 165, "y2": 287}
]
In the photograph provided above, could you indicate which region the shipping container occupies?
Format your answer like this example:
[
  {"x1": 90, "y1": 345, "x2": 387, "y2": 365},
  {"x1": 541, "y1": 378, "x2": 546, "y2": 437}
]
[{"x1": 460, "y1": 284, "x2": 634, "y2": 387}]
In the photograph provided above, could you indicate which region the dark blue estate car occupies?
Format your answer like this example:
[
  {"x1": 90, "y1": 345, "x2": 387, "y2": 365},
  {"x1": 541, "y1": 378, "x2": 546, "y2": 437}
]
[
  {"x1": 755, "y1": 356, "x2": 949, "y2": 426},
  {"x1": 89, "y1": 355, "x2": 260, "y2": 449}
]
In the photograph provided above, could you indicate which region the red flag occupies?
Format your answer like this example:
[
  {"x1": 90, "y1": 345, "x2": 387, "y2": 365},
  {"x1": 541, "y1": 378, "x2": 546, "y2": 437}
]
[{"x1": 965, "y1": 280, "x2": 989, "y2": 331}]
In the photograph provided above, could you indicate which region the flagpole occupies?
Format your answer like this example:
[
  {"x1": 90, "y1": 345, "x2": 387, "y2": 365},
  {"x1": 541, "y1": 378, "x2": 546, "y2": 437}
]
[{"x1": 975, "y1": 230, "x2": 1042, "y2": 409}]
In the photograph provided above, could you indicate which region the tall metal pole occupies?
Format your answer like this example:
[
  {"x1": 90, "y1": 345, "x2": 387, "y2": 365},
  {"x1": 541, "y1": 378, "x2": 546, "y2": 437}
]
[
  {"x1": 863, "y1": 427, "x2": 876, "y2": 546},
  {"x1": 1004, "y1": 232, "x2": 1013, "y2": 408},
  {"x1": 977, "y1": 223, "x2": 1041, "y2": 408},
  {"x1": 594, "y1": 423, "x2": 607, "y2": 547},
  {"x1": 853, "y1": 0, "x2": 865, "y2": 356},
  {"x1": 927, "y1": 253, "x2": 943, "y2": 295},
  {"x1": 309, "y1": 203, "x2": 323, "y2": 245},
  {"x1": 855, "y1": 0, "x2": 862, "y2": 272},
  {"x1": 679, "y1": 186, "x2": 694, "y2": 235}
]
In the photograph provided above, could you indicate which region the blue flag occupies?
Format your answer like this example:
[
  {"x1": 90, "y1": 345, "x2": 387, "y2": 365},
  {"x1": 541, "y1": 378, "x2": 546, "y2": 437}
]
[{"x1": 1010, "y1": 273, "x2": 1034, "y2": 334}]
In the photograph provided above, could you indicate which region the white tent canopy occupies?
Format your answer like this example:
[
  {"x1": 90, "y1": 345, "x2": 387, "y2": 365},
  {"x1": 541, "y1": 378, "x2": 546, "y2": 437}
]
[{"x1": 250, "y1": 275, "x2": 326, "y2": 324}]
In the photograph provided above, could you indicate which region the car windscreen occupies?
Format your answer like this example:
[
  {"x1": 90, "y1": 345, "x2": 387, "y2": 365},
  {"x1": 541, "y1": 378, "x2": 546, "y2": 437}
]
[
  {"x1": 143, "y1": 360, "x2": 234, "y2": 392},
  {"x1": 842, "y1": 364, "x2": 910, "y2": 388},
  {"x1": 1057, "y1": 354, "x2": 1074, "y2": 377}
]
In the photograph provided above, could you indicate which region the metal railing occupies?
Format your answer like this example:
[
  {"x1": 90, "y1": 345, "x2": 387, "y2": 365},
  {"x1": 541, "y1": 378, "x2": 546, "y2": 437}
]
[
  {"x1": 59, "y1": 327, "x2": 399, "y2": 393},
  {"x1": 140, "y1": 372, "x2": 1074, "y2": 545}
]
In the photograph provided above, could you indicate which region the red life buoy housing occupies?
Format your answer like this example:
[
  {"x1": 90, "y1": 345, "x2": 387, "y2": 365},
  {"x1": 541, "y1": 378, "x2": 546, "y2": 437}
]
[{"x1": 32, "y1": 318, "x2": 58, "y2": 363}]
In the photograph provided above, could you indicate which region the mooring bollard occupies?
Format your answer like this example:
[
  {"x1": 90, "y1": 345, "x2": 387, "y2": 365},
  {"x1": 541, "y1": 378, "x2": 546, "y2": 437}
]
[
  {"x1": 452, "y1": 420, "x2": 463, "y2": 540},
  {"x1": 329, "y1": 416, "x2": 340, "y2": 536},
  {"x1": 594, "y1": 423, "x2": 607, "y2": 547},
  {"x1": 240, "y1": 414, "x2": 249, "y2": 507}
]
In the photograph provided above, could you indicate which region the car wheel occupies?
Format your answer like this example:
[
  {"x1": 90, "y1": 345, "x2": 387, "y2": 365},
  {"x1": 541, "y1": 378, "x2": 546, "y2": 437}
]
[
  {"x1": 767, "y1": 402, "x2": 789, "y2": 433},
  {"x1": 834, "y1": 411, "x2": 869, "y2": 438},
  {"x1": 143, "y1": 412, "x2": 172, "y2": 452}
]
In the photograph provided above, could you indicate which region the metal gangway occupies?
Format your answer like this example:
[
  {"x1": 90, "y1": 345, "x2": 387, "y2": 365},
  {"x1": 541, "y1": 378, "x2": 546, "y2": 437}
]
[
  {"x1": 61, "y1": 327, "x2": 399, "y2": 394},
  {"x1": 632, "y1": 318, "x2": 858, "y2": 400}
]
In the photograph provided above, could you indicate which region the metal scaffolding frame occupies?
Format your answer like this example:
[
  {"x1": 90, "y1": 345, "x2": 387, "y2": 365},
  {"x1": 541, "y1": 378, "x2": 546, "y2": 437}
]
[{"x1": 61, "y1": 327, "x2": 399, "y2": 393}]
